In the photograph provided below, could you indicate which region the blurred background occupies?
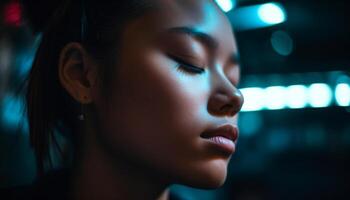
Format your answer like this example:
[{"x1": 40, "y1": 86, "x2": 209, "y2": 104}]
[{"x1": 0, "y1": 0, "x2": 349, "y2": 199}]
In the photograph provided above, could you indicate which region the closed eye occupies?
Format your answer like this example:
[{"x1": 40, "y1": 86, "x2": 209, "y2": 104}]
[{"x1": 167, "y1": 54, "x2": 205, "y2": 75}]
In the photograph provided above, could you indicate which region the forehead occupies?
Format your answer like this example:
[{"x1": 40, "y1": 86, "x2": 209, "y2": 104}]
[{"x1": 143, "y1": 0, "x2": 236, "y2": 51}]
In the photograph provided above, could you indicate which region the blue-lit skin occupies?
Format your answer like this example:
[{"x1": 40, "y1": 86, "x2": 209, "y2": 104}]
[{"x1": 58, "y1": 0, "x2": 243, "y2": 199}]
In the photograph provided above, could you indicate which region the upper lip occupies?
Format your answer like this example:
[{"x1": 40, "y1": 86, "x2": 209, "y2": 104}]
[{"x1": 200, "y1": 124, "x2": 238, "y2": 142}]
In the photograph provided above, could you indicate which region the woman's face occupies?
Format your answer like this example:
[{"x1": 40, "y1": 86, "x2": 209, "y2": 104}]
[{"x1": 93, "y1": 0, "x2": 243, "y2": 188}]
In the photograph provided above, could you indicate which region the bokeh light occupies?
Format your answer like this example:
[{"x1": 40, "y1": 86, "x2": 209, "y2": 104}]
[
  {"x1": 285, "y1": 85, "x2": 308, "y2": 109},
  {"x1": 308, "y1": 83, "x2": 333, "y2": 108},
  {"x1": 271, "y1": 30, "x2": 294, "y2": 56},
  {"x1": 215, "y1": 0, "x2": 236, "y2": 12},
  {"x1": 335, "y1": 83, "x2": 350, "y2": 107},
  {"x1": 229, "y1": 2, "x2": 287, "y2": 31},
  {"x1": 258, "y1": 2, "x2": 286, "y2": 25},
  {"x1": 264, "y1": 86, "x2": 287, "y2": 110},
  {"x1": 3, "y1": 1, "x2": 22, "y2": 27},
  {"x1": 240, "y1": 82, "x2": 344, "y2": 112},
  {"x1": 1, "y1": 94, "x2": 24, "y2": 129},
  {"x1": 240, "y1": 87, "x2": 265, "y2": 111}
]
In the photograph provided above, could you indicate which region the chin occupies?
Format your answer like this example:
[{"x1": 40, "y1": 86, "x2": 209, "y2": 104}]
[
  {"x1": 179, "y1": 159, "x2": 229, "y2": 189},
  {"x1": 185, "y1": 172, "x2": 227, "y2": 189},
  {"x1": 197, "y1": 169, "x2": 227, "y2": 189}
]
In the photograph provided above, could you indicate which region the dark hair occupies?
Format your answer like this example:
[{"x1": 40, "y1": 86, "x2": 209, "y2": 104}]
[{"x1": 23, "y1": 0, "x2": 155, "y2": 177}]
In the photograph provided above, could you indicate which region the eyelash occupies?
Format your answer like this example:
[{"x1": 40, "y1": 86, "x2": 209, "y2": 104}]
[{"x1": 170, "y1": 55, "x2": 205, "y2": 75}]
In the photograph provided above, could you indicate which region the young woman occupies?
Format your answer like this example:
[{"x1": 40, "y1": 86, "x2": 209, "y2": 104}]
[{"x1": 16, "y1": 0, "x2": 243, "y2": 199}]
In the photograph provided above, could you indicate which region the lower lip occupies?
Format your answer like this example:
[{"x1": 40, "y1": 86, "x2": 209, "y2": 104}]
[{"x1": 204, "y1": 136, "x2": 235, "y2": 155}]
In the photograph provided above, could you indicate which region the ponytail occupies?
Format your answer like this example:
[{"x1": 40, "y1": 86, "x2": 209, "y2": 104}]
[{"x1": 24, "y1": 0, "x2": 82, "y2": 176}]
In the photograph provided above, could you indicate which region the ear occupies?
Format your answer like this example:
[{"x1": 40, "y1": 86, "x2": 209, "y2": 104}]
[{"x1": 58, "y1": 42, "x2": 97, "y2": 104}]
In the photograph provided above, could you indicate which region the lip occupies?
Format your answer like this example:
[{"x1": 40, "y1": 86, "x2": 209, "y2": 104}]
[{"x1": 200, "y1": 124, "x2": 239, "y2": 155}]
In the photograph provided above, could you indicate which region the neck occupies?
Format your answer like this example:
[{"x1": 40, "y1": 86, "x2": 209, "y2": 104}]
[{"x1": 70, "y1": 120, "x2": 171, "y2": 200}]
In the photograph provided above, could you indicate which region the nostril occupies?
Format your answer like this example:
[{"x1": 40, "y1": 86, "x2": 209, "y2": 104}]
[
  {"x1": 220, "y1": 104, "x2": 240, "y2": 117},
  {"x1": 208, "y1": 85, "x2": 244, "y2": 117},
  {"x1": 220, "y1": 104, "x2": 232, "y2": 112}
]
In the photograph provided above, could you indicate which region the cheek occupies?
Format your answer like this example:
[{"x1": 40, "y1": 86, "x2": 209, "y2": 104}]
[
  {"x1": 95, "y1": 49, "x2": 229, "y2": 188},
  {"x1": 226, "y1": 66, "x2": 240, "y2": 86},
  {"x1": 99, "y1": 50, "x2": 209, "y2": 162}
]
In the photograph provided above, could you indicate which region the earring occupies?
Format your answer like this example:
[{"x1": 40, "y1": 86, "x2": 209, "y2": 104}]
[
  {"x1": 77, "y1": 96, "x2": 87, "y2": 120},
  {"x1": 78, "y1": 104, "x2": 85, "y2": 121},
  {"x1": 77, "y1": 112, "x2": 85, "y2": 121}
]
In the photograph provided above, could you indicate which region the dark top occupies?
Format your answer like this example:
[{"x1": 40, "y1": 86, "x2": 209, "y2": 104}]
[{"x1": 1, "y1": 169, "x2": 184, "y2": 200}]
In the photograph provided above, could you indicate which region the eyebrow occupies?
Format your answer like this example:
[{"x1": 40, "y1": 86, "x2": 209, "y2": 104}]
[{"x1": 166, "y1": 26, "x2": 240, "y2": 64}]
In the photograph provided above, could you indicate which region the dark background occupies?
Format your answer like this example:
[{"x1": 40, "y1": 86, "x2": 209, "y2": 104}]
[{"x1": 1, "y1": 0, "x2": 349, "y2": 199}]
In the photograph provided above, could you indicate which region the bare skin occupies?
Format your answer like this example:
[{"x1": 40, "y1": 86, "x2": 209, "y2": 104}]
[{"x1": 58, "y1": 0, "x2": 243, "y2": 200}]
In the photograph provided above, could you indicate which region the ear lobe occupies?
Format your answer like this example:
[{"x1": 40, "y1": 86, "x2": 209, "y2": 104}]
[{"x1": 58, "y1": 42, "x2": 95, "y2": 104}]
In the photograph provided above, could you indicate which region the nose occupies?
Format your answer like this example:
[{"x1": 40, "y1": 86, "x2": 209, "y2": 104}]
[{"x1": 207, "y1": 73, "x2": 244, "y2": 117}]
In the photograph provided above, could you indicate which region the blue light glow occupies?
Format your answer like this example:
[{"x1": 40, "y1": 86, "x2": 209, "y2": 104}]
[
  {"x1": 1, "y1": 95, "x2": 24, "y2": 129},
  {"x1": 267, "y1": 129, "x2": 290, "y2": 151},
  {"x1": 258, "y1": 3, "x2": 286, "y2": 25},
  {"x1": 18, "y1": 34, "x2": 42, "y2": 76},
  {"x1": 308, "y1": 83, "x2": 332, "y2": 108},
  {"x1": 285, "y1": 85, "x2": 308, "y2": 109},
  {"x1": 335, "y1": 83, "x2": 350, "y2": 107},
  {"x1": 239, "y1": 112, "x2": 263, "y2": 137},
  {"x1": 271, "y1": 30, "x2": 294, "y2": 56},
  {"x1": 229, "y1": 2, "x2": 287, "y2": 31},
  {"x1": 215, "y1": 0, "x2": 236, "y2": 12},
  {"x1": 240, "y1": 83, "x2": 342, "y2": 112},
  {"x1": 264, "y1": 86, "x2": 287, "y2": 110},
  {"x1": 240, "y1": 87, "x2": 265, "y2": 112}
]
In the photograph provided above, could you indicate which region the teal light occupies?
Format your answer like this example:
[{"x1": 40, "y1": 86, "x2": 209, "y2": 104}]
[
  {"x1": 267, "y1": 129, "x2": 290, "y2": 151},
  {"x1": 239, "y1": 112, "x2": 263, "y2": 137},
  {"x1": 1, "y1": 95, "x2": 24, "y2": 129},
  {"x1": 258, "y1": 3, "x2": 286, "y2": 25},
  {"x1": 271, "y1": 30, "x2": 294, "y2": 56},
  {"x1": 264, "y1": 86, "x2": 287, "y2": 110},
  {"x1": 240, "y1": 87, "x2": 265, "y2": 112},
  {"x1": 335, "y1": 83, "x2": 350, "y2": 107},
  {"x1": 240, "y1": 83, "x2": 342, "y2": 112},
  {"x1": 285, "y1": 85, "x2": 308, "y2": 109},
  {"x1": 229, "y1": 2, "x2": 287, "y2": 31},
  {"x1": 215, "y1": 0, "x2": 236, "y2": 12},
  {"x1": 308, "y1": 83, "x2": 333, "y2": 108}
]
